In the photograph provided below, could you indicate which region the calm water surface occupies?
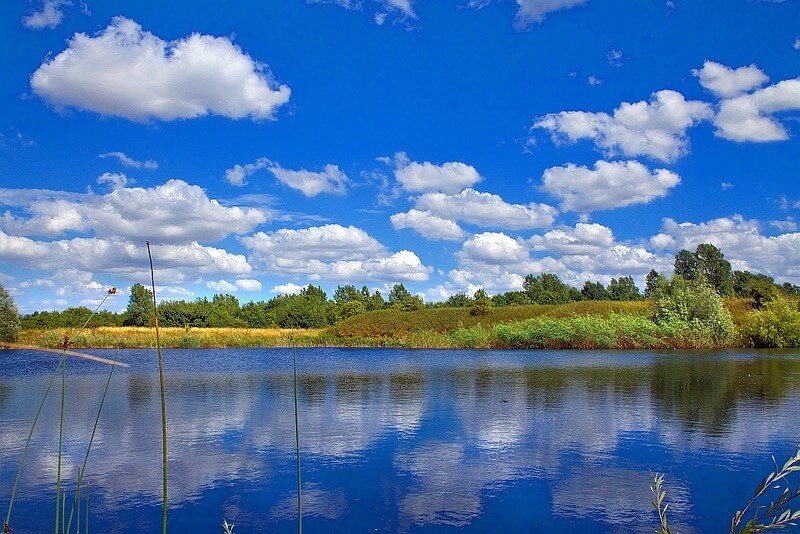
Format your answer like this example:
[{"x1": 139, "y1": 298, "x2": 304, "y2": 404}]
[{"x1": 1, "y1": 348, "x2": 800, "y2": 532}]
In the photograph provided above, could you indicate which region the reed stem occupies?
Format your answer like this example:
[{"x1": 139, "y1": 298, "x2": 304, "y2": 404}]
[
  {"x1": 291, "y1": 334, "x2": 302, "y2": 534},
  {"x1": 147, "y1": 241, "x2": 168, "y2": 534},
  {"x1": 55, "y1": 358, "x2": 66, "y2": 534}
]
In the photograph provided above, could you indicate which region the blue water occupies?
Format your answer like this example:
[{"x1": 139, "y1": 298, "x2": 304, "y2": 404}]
[{"x1": 1, "y1": 348, "x2": 800, "y2": 532}]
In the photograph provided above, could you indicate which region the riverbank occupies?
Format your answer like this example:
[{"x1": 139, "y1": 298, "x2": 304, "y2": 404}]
[{"x1": 16, "y1": 297, "x2": 785, "y2": 350}]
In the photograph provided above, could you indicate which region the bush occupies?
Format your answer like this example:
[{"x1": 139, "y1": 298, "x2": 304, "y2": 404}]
[
  {"x1": 740, "y1": 298, "x2": 800, "y2": 348},
  {"x1": 651, "y1": 275, "x2": 734, "y2": 347},
  {"x1": 0, "y1": 284, "x2": 21, "y2": 342}
]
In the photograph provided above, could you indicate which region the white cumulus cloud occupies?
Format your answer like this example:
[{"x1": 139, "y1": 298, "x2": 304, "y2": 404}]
[
  {"x1": 271, "y1": 282, "x2": 305, "y2": 295},
  {"x1": 390, "y1": 152, "x2": 482, "y2": 194},
  {"x1": 540, "y1": 160, "x2": 680, "y2": 212},
  {"x1": 0, "y1": 179, "x2": 268, "y2": 243},
  {"x1": 534, "y1": 90, "x2": 713, "y2": 162},
  {"x1": 206, "y1": 279, "x2": 262, "y2": 292},
  {"x1": 714, "y1": 78, "x2": 800, "y2": 142},
  {"x1": 413, "y1": 189, "x2": 557, "y2": 230},
  {"x1": 269, "y1": 163, "x2": 350, "y2": 197},
  {"x1": 31, "y1": 17, "x2": 291, "y2": 122},
  {"x1": 513, "y1": 0, "x2": 588, "y2": 31},
  {"x1": 240, "y1": 224, "x2": 432, "y2": 283},
  {"x1": 390, "y1": 209, "x2": 467, "y2": 241},
  {"x1": 22, "y1": 0, "x2": 69, "y2": 30},
  {"x1": 692, "y1": 60, "x2": 769, "y2": 99},
  {"x1": 649, "y1": 215, "x2": 800, "y2": 281}
]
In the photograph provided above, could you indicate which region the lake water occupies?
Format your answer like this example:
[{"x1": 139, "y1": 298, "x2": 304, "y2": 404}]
[{"x1": 1, "y1": 348, "x2": 800, "y2": 533}]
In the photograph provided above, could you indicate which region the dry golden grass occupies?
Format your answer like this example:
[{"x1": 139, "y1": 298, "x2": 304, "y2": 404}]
[{"x1": 19, "y1": 326, "x2": 324, "y2": 349}]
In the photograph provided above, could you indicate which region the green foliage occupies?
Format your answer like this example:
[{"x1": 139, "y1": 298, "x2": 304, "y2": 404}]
[
  {"x1": 674, "y1": 244, "x2": 734, "y2": 296},
  {"x1": 523, "y1": 273, "x2": 580, "y2": 304},
  {"x1": 388, "y1": 283, "x2": 412, "y2": 307},
  {"x1": 470, "y1": 288, "x2": 491, "y2": 316},
  {"x1": 608, "y1": 276, "x2": 642, "y2": 301},
  {"x1": 740, "y1": 297, "x2": 800, "y2": 348},
  {"x1": 645, "y1": 269, "x2": 664, "y2": 299},
  {"x1": 21, "y1": 307, "x2": 122, "y2": 329},
  {"x1": 651, "y1": 275, "x2": 734, "y2": 346},
  {"x1": 124, "y1": 283, "x2": 155, "y2": 326},
  {"x1": 445, "y1": 292, "x2": 473, "y2": 307},
  {"x1": 449, "y1": 325, "x2": 491, "y2": 348},
  {"x1": 581, "y1": 280, "x2": 608, "y2": 301},
  {"x1": 0, "y1": 283, "x2": 21, "y2": 342}
]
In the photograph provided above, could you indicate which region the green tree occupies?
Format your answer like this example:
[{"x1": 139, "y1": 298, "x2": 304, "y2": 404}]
[
  {"x1": 607, "y1": 276, "x2": 641, "y2": 301},
  {"x1": 523, "y1": 273, "x2": 578, "y2": 304},
  {"x1": 123, "y1": 283, "x2": 155, "y2": 326},
  {"x1": 695, "y1": 243, "x2": 734, "y2": 296},
  {"x1": 209, "y1": 294, "x2": 246, "y2": 327},
  {"x1": 388, "y1": 283, "x2": 412, "y2": 307},
  {"x1": 334, "y1": 284, "x2": 361, "y2": 304},
  {"x1": 673, "y1": 244, "x2": 733, "y2": 296},
  {"x1": 581, "y1": 280, "x2": 609, "y2": 301},
  {"x1": 651, "y1": 275, "x2": 734, "y2": 345},
  {"x1": 644, "y1": 269, "x2": 664, "y2": 298},
  {"x1": 446, "y1": 292, "x2": 473, "y2": 307},
  {"x1": 0, "y1": 283, "x2": 21, "y2": 342},
  {"x1": 470, "y1": 288, "x2": 491, "y2": 316},
  {"x1": 673, "y1": 249, "x2": 700, "y2": 281}
]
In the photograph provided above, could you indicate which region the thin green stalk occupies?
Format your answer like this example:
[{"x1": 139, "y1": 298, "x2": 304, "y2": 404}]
[
  {"x1": 147, "y1": 241, "x2": 168, "y2": 534},
  {"x1": 291, "y1": 334, "x2": 302, "y2": 534},
  {"x1": 76, "y1": 475, "x2": 80, "y2": 534},
  {"x1": 65, "y1": 352, "x2": 119, "y2": 533},
  {"x1": 5, "y1": 354, "x2": 63, "y2": 529},
  {"x1": 85, "y1": 483, "x2": 89, "y2": 534},
  {"x1": 55, "y1": 358, "x2": 66, "y2": 534}
]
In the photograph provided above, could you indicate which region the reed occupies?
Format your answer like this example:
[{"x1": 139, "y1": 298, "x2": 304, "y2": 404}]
[{"x1": 147, "y1": 241, "x2": 169, "y2": 534}]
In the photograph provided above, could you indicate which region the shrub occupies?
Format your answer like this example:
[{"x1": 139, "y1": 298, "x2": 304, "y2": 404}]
[
  {"x1": 651, "y1": 275, "x2": 734, "y2": 347},
  {"x1": 740, "y1": 297, "x2": 800, "y2": 348},
  {"x1": 0, "y1": 283, "x2": 21, "y2": 342}
]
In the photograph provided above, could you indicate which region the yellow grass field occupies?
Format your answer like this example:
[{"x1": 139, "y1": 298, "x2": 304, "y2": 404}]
[{"x1": 18, "y1": 326, "x2": 325, "y2": 349}]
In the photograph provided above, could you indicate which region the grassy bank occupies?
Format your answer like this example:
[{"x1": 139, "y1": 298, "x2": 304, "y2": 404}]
[
  {"x1": 18, "y1": 326, "x2": 325, "y2": 349},
  {"x1": 15, "y1": 298, "x2": 780, "y2": 350}
]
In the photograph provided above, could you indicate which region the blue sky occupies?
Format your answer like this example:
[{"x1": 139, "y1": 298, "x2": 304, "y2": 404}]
[{"x1": 1, "y1": 0, "x2": 799, "y2": 313}]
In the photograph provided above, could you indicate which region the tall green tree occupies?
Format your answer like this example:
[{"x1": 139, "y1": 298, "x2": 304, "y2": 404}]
[
  {"x1": 523, "y1": 273, "x2": 579, "y2": 304},
  {"x1": 673, "y1": 244, "x2": 733, "y2": 296},
  {"x1": 581, "y1": 281, "x2": 609, "y2": 301},
  {"x1": 124, "y1": 282, "x2": 155, "y2": 326},
  {"x1": 0, "y1": 283, "x2": 21, "y2": 342},
  {"x1": 608, "y1": 276, "x2": 641, "y2": 301},
  {"x1": 388, "y1": 283, "x2": 412, "y2": 307}
]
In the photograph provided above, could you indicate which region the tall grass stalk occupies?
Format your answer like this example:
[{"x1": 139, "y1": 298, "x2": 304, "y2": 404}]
[
  {"x1": 291, "y1": 333, "x2": 303, "y2": 534},
  {"x1": 65, "y1": 351, "x2": 119, "y2": 533},
  {"x1": 5, "y1": 288, "x2": 118, "y2": 533},
  {"x1": 55, "y1": 358, "x2": 66, "y2": 534},
  {"x1": 147, "y1": 241, "x2": 169, "y2": 534}
]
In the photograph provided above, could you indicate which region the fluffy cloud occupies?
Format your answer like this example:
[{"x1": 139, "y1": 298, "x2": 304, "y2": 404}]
[
  {"x1": 534, "y1": 90, "x2": 712, "y2": 162},
  {"x1": 99, "y1": 151, "x2": 158, "y2": 170},
  {"x1": 540, "y1": 160, "x2": 680, "y2": 212},
  {"x1": 390, "y1": 209, "x2": 467, "y2": 241},
  {"x1": 22, "y1": 0, "x2": 69, "y2": 30},
  {"x1": 529, "y1": 223, "x2": 615, "y2": 255},
  {"x1": 271, "y1": 282, "x2": 304, "y2": 295},
  {"x1": 413, "y1": 189, "x2": 557, "y2": 229},
  {"x1": 225, "y1": 158, "x2": 271, "y2": 187},
  {"x1": 513, "y1": 0, "x2": 588, "y2": 31},
  {"x1": 390, "y1": 152, "x2": 482, "y2": 194},
  {"x1": 0, "y1": 232, "x2": 252, "y2": 282},
  {"x1": 226, "y1": 158, "x2": 350, "y2": 196},
  {"x1": 649, "y1": 215, "x2": 800, "y2": 281},
  {"x1": 31, "y1": 17, "x2": 291, "y2": 122},
  {"x1": 0, "y1": 179, "x2": 268, "y2": 243},
  {"x1": 206, "y1": 279, "x2": 262, "y2": 292},
  {"x1": 240, "y1": 224, "x2": 432, "y2": 282},
  {"x1": 692, "y1": 60, "x2": 769, "y2": 99},
  {"x1": 269, "y1": 164, "x2": 350, "y2": 197},
  {"x1": 714, "y1": 78, "x2": 800, "y2": 142}
]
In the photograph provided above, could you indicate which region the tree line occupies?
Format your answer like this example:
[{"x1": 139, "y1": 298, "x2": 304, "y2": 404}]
[{"x1": 10, "y1": 243, "x2": 800, "y2": 332}]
